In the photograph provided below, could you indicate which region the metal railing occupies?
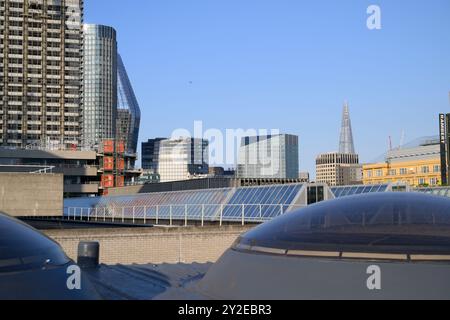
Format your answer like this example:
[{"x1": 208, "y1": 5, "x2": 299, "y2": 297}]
[{"x1": 64, "y1": 204, "x2": 306, "y2": 227}]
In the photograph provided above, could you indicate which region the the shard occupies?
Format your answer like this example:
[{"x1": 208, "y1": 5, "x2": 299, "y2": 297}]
[
  {"x1": 117, "y1": 54, "x2": 141, "y2": 154},
  {"x1": 339, "y1": 102, "x2": 356, "y2": 154}
]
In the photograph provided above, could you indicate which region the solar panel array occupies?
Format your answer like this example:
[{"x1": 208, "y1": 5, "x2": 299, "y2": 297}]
[
  {"x1": 64, "y1": 184, "x2": 306, "y2": 222},
  {"x1": 330, "y1": 184, "x2": 390, "y2": 198}
]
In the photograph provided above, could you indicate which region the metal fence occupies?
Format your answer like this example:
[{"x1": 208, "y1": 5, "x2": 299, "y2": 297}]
[{"x1": 64, "y1": 204, "x2": 306, "y2": 226}]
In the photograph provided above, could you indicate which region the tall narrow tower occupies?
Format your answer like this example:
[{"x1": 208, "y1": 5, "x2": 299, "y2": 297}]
[
  {"x1": 339, "y1": 102, "x2": 356, "y2": 154},
  {"x1": 116, "y1": 54, "x2": 141, "y2": 154}
]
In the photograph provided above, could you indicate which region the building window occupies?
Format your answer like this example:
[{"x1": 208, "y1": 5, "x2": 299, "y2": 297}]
[
  {"x1": 366, "y1": 170, "x2": 373, "y2": 178},
  {"x1": 399, "y1": 168, "x2": 408, "y2": 175},
  {"x1": 434, "y1": 165, "x2": 441, "y2": 173},
  {"x1": 421, "y1": 166, "x2": 430, "y2": 174},
  {"x1": 376, "y1": 170, "x2": 383, "y2": 177},
  {"x1": 388, "y1": 169, "x2": 397, "y2": 176},
  {"x1": 430, "y1": 177, "x2": 438, "y2": 186},
  {"x1": 418, "y1": 178, "x2": 426, "y2": 186}
]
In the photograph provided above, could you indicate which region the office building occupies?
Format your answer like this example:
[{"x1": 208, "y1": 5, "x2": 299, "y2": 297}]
[
  {"x1": 142, "y1": 138, "x2": 166, "y2": 172},
  {"x1": 142, "y1": 137, "x2": 209, "y2": 183},
  {"x1": 82, "y1": 24, "x2": 117, "y2": 147},
  {"x1": 237, "y1": 134, "x2": 299, "y2": 179},
  {"x1": 316, "y1": 152, "x2": 362, "y2": 186},
  {"x1": 363, "y1": 138, "x2": 441, "y2": 187},
  {"x1": 0, "y1": 0, "x2": 84, "y2": 149},
  {"x1": 116, "y1": 54, "x2": 141, "y2": 154}
]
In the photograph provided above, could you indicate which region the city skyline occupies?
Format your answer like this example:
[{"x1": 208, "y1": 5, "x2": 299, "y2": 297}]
[{"x1": 85, "y1": 0, "x2": 450, "y2": 177}]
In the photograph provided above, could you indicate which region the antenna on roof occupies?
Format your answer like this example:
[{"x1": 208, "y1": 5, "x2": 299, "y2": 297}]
[{"x1": 399, "y1": 130, "x2": 405, "y2": 149}]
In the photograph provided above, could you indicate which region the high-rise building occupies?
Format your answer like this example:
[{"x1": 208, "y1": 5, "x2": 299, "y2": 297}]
[
  {"x1": 0, "y1": 0, "x2": 84, "y2": 148},
  {"x1": 237, "y1": 134, "x2": 299, "y2": 179},
  {"x1": 339, "y1": 102, "x2": 356, "y2": 154},
  {"x1": 142, "y1": 138, "x2": 165, "y2": 172},
  {"x1": 82, "y1": 24, "x2": 117, "y2": 147},
  {"x1": 316, "y1": 152, "x2": 362, "y2": 186},
  {"x1": 142, "y1": 137, "x2": 209, "y2": 183},
  {"x1": 316, "y1": 102, "x2": 362, "y2": 186},
  {"x1": 116, "y1": 54, "x2": 141, "y2": 154}
]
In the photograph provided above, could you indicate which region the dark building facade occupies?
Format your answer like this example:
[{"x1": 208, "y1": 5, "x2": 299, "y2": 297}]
[{"x1": 142, "y1": 138, "x2": 166, "y2": 171}]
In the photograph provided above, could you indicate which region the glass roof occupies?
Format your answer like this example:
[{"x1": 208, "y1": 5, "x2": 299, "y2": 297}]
[
  {"x1": 416, "y1": 187, "x2": 450, "y2": 198},
  {"x1": 236, "y1": 192, "x2": 450, "y2": 255},
  {"x1": 331, "y1": 184, "x2": 389, "y2": 198},
  {"x1": 64, "y1": 184, "x2": 305, "y2": 222}
]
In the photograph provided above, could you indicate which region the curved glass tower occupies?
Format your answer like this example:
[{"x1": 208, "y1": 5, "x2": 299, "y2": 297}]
[
  {"x1": 82, "y1": 24, "x2": 117, "y2": 147},
  {"x1": 117, "y1": 54, "x2": 141, "y2": 154}
]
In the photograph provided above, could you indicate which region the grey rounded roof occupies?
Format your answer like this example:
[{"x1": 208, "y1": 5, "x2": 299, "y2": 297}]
[
  {"x1": 235, "y1": 192, "x2": 450, "y2": 255},
  {"x1": 0, "y1": 213, "x2": 100, "y2": 299},
  {"x1": 0, "y1": 213, "x2": 69, "y2": 273}
]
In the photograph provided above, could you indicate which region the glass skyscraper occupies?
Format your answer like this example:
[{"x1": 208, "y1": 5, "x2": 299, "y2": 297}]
[
  {"x1": 82, "y1": 24, "x2": 117, "y2": 147},
  {"x1": 117, "y1": 54, "x2": 141, "y2": 154},
  {"x1": 142, "y1": 138, "x2": 209, "y2": 182},
  {"x1": 237, "y1": 134, "x2": 299, "y2": 179}
]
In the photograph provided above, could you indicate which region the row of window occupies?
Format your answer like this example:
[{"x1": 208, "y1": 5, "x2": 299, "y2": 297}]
[{"x1": 365, "y1": 165, "x2": 441, "y2": 178}]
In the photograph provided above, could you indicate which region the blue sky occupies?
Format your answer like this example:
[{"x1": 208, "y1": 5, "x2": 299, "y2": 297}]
[{"x1": 85, "y1": 0, "x2": 450, "y2": 176}]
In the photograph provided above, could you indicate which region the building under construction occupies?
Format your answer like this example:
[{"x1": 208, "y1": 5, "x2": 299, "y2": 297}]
[{"x1": 0, "y1": 139, "x2": 141, "y2": 197}]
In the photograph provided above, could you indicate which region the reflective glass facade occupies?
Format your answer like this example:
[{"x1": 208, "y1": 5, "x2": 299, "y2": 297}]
[
  {"x1": 158, "y1": 138, "x2": 209, "y2": 182},
  {"x1": 237, "y1": 134, "x2": 299, "y2": 179},
  {"x1": 117, "y1": 54, "x2": 141, "y2": 153},
  {"x1": 82, "y1": 24, "x2": 117, "y2": 147}
]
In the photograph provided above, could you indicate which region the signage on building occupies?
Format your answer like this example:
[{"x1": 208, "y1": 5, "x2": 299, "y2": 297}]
[{"x1": 439, "y1": 114, "x2": 448, "y2": 185}]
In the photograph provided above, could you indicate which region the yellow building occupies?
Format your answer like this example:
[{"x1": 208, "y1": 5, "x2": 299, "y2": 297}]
[{"x1": 363, "y1": 141, "x2": 442, "y2": 187}]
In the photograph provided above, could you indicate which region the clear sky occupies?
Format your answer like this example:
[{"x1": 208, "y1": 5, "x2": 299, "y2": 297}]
[{"x1": 85, "y1": 0, "x2": 450, "y2": 177}]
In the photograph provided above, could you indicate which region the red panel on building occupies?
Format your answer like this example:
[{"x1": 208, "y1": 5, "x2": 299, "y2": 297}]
[
  {"x1": 116, "y1": 176, "x2": 125, "y2": 188},
  {"x1": 103, "y1": 140, "x2": 114, "y2": 154},
  {"x1": 116, "y1": 141, "x2": 125, "y2": 154},
  {"x1": 116, "y1": 158, "x2": 125, "y2": 170},
  {"x1": 101, "y1": 175, "x2": 114, "y2": 188},
  {"x1": 103, "y1": 157, "x2": 114, "y2": 171}
]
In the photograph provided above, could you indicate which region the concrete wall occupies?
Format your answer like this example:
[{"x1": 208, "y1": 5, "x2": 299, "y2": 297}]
[
  {"x1": 0, "y1": 173, "x2": 63, "y2": 217},
  {"x1": 45, "y1": 225, "x2": 253, "y2": 265},
  {"x1": 0, "y1": 149, "x2": 97, "y2": 160}
]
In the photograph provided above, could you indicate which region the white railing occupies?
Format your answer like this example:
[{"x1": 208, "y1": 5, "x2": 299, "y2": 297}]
[{"x1": 64, "y1": 204, "x2": 306, "y2": 227}]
